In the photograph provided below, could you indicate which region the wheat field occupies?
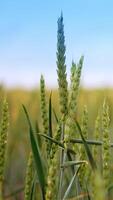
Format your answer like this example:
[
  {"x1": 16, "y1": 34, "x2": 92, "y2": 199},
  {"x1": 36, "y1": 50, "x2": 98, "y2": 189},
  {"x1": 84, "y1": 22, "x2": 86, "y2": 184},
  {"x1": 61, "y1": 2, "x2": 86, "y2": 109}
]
[{"x1": 0, "y1": 14, "x2": 113, "y2": 200}]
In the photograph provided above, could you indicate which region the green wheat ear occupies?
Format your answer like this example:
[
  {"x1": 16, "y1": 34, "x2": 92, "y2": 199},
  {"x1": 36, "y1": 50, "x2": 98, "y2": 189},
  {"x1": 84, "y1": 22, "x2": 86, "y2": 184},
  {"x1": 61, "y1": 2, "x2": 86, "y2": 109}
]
[
  {"x1": 64, "y1": 56, "x2": 84, "y2": 148},
  {"x1": 102, "y1": 100, "x2": 110, "y2": 189},
  {"x1": 50, "y1": 121, "x2": 61, "y2": 160},
  {"x1": 46, "y1": 150, "x2": 59, "y2": 200},
  {"x1": 81, "y1": 105, "x2": 88, "y2": 138},
  {"x1": 24, "y1": 152, "x2": 34, "y2": 200},
  {"x1": 69, "y1": 56, "x2": 84, "y2": 118},
  {"x1": 40, "y1": 75, "x2": 49, "y2": 157},
  {"x1": 0, "y1": 99, "x2": 9, "y2": 199},
  {"x1": 46, "y1": 122, "x2": 61, "y2": 200},
  {"x1": 40, "y1": 75, "x2": 48, "y2": 134},
  {"x1": 93, "y1": 111, "x2": 101, "y2": 161},
  {"x1": 56, "y1": 13, "x2": 68, "y2": 117}
]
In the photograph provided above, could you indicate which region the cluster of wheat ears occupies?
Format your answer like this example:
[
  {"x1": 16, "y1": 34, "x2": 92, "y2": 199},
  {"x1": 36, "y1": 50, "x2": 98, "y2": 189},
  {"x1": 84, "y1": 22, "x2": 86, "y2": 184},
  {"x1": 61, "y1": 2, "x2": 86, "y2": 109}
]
[{"x1": 0, "y1": 13, "x2": 113, "y2": 200}]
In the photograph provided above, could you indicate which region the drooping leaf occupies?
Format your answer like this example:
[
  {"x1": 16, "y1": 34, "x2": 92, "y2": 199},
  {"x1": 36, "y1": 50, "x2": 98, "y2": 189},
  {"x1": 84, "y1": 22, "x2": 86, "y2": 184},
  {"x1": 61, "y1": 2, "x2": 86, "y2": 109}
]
[
  {"x1": 37, "y1": 132, "x2": 76, "y2": 155},
  {"x1": 75, "y1": 119, "x2": 97, "y2": 171},
  {"x1": 23, "y1": 105, "x2": 46, "y2": 200}
]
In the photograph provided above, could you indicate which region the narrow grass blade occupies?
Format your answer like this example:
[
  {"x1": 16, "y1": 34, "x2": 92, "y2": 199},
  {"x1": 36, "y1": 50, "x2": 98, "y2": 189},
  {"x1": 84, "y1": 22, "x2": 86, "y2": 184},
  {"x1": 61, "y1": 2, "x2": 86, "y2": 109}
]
[
  {"x1": 71, "y1": 138, "x2": 113, "y2": 148},
  {"x1": 23, "y1": 105, "x2": 46, "y2": 200},
  {"x1": 38, "y1": 132, "x2": 63, "y2": 147},
  {"x1": 61, "y1": 160, "x2": 87, "y2": 168},
  {"x1": 75, "y1": 119, "x2": 97, "y2": 171},
  {"x1": 62, "y1": 167, "x2": 81, "y2": 200},
  {"x1": 37, "y1": 132, "x2": 76, "y2": 155},
  {"x1": 70, "y1": 138, "x2": 102, "y2": 146}
]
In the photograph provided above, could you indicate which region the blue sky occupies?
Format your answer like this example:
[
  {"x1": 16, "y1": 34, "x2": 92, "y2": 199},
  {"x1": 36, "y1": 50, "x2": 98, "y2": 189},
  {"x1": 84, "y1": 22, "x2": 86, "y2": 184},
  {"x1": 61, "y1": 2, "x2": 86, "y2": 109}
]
[{"x1": 0, "y1": 0, "x2": 113, "y2": 88}]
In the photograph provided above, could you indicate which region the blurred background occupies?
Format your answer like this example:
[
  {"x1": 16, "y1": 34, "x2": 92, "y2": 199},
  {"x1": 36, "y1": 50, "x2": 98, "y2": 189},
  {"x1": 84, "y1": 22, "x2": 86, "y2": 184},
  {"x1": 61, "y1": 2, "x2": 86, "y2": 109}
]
[{"x1": 0, "y1": 0, "x2": 113, "y2": 198}]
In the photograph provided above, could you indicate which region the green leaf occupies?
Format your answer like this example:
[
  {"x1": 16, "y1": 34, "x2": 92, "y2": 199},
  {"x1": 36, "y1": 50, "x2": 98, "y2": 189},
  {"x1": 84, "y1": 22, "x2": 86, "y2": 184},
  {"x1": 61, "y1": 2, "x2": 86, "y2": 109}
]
[
  {"x1": 71, "y1": 138, "x2": 113, "y2": 148},
  {"x1": 75, "y1": 119, "x2": 97, "y2": 171},
  {"x1": 23, "y1": 105, "x2": 46, "y2": 200},
  {"x1": 70, "y1": 138, "x2": 102, "y2": 146},
  {"x1": 37, "y1": 132, "x2": 76, "y2": 155}
]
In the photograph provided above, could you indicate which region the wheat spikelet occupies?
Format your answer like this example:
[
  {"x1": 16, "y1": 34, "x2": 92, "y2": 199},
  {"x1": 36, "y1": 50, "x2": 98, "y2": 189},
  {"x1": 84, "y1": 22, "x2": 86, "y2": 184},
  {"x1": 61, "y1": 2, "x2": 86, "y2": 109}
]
[
  {"x1": 40, "y1": 75, "x2": 50, "y2": 157},
  {"x1": 40, "y1": 75, "x2": 48, "y2": 134},
  {"x1": 24, "y1": 152, "x2": 34, "y2": 200},
  {"x1": 64, "y1": 57, "x2": 84, "y2": 148},
  {"x1": 46, "y1": 151, "x2": 59, "y2": 200},
  {"x1": 102, "y1": 100, "x2": 110, "y2": 188}
]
